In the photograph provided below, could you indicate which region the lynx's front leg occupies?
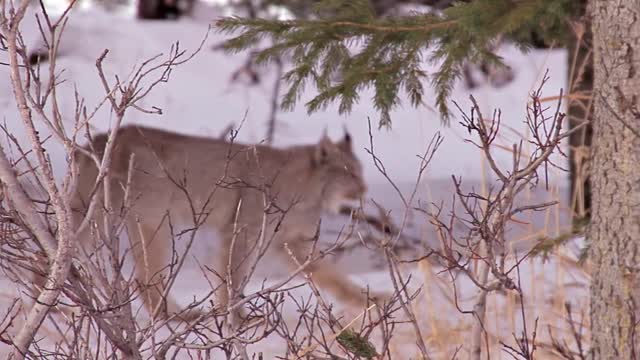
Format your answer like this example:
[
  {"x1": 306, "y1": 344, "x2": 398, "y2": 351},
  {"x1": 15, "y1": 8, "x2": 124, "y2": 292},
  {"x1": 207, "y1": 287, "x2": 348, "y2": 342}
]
[
  {"x1": 217, "y1": 223, "x2": 258, "y2": 324},
  {"x1": 285, "y1": 240, "x2": 390, "y2": 309}
]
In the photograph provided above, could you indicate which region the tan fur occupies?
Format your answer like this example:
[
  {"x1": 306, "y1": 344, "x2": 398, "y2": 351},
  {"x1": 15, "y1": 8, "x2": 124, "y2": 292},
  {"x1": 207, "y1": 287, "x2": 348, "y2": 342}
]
[{"x1": 71, "y1": 125, "x2": 371, "y2": 319}]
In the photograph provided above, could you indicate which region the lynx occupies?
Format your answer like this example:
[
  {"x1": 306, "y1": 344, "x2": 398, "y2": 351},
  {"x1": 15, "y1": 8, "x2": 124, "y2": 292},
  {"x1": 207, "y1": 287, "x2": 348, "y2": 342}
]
[{"x1": 71, "y1": 125, "x2": 371, "y2": 319}]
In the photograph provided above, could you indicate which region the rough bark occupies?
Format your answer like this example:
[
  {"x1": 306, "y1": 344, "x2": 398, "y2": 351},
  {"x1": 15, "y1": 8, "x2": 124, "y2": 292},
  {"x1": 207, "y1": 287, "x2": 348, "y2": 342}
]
[{"x1": 590, "y1": 0, "x2": 640, "y2": 358}]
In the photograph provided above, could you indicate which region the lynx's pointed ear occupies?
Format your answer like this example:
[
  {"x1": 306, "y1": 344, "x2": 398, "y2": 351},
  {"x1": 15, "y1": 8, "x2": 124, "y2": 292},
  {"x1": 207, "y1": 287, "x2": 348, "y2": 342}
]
[
  {"x1": 312, "y1": 136, "x2": 333, "y2": 167},
  {"x1": 338, "y1": 127, "x2": 352, "y2": 152}
]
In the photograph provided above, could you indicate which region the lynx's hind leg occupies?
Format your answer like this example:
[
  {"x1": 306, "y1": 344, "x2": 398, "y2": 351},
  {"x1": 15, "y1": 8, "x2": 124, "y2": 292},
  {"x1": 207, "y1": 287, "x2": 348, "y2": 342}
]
[{"x1": 128, "y1": 218, "x2": 189, "y2": 320}]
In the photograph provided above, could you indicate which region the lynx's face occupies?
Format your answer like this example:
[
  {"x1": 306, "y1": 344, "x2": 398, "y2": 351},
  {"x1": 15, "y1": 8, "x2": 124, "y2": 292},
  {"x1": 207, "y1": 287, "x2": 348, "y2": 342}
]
[{"x1": 312, "y1": 133, "x2": 367, "y2": 214}]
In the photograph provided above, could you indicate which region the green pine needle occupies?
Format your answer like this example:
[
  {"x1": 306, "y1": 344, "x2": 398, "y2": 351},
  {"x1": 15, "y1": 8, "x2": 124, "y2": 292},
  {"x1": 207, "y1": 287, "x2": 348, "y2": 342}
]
[
  {"x1": 215, "y1": 0, "x2": 576, "y2": 128},
  {"x1": 336, "y1": 328, "x2": 378, "y2": 358}
]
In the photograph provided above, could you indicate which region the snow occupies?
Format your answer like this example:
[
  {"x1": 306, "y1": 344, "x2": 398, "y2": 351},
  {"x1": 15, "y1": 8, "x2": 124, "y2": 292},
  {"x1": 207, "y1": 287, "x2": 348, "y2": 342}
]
[{"x1": 0, "y1": 5, "x2": 584, "y2": 359}]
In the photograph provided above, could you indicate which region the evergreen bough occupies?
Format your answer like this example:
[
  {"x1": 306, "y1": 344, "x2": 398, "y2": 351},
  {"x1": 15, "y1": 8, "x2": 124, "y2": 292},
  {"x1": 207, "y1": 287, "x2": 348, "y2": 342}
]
[{"x1": 216, "y1": 0, "x2": 575, "y2": 127}]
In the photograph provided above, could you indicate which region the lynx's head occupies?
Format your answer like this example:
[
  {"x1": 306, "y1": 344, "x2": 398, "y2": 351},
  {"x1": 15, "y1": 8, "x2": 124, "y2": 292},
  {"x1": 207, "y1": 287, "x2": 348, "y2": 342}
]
[{"x1": 310, "y1": 131, "x2": 367, "y2": 214}]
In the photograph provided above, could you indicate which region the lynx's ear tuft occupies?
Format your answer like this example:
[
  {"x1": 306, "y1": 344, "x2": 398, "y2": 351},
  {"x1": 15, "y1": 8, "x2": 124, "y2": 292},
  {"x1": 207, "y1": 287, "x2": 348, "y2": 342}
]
[
  {"x1": 313, "y1": 136, "x2": 333, "y2": 166},
  {"x1": 338, "y1": 127, "x2": 352, "y2": 152}
]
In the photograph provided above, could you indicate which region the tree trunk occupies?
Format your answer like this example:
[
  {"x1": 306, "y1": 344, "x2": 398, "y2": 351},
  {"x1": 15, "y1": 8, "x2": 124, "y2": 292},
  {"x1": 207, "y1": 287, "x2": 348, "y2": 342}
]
[{"x1": 590, "y1": 0, "x2": 640, "y2": 358}]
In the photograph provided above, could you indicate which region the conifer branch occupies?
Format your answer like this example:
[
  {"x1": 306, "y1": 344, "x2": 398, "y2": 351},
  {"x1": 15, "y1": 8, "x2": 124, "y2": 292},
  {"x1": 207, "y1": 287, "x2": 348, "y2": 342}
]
[{"x1": 216, "y1": 0, "x2": 575, "y2": 126}]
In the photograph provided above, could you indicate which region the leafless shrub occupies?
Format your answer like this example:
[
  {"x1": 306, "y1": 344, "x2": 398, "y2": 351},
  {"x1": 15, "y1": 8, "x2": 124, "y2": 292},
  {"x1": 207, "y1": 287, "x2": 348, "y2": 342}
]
[{"x1": 425, "y1": 74, "x2": 582, "y2": 359}]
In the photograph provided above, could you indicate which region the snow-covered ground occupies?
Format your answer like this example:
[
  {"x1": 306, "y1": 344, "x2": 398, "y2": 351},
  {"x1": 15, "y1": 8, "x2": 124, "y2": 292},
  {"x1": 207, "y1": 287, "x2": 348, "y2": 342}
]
[{"x1": 0, "y1": 5, "x2": 586, "y2": 358}]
